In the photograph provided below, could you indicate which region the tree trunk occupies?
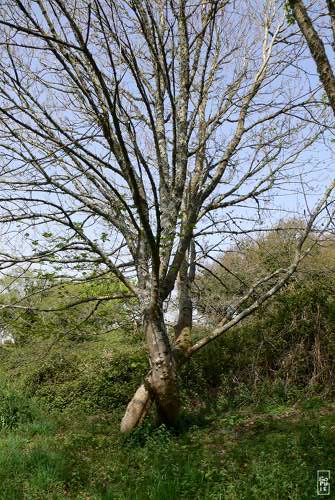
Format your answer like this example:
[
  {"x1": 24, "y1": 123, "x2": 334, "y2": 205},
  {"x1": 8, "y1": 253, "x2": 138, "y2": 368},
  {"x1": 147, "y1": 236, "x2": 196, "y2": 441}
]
[
  {"x1": 120, "y1": 382, "x2": 152, "y2": 433},
  {"x1": 121, "y1": 304, "x2": 180, "y2": 432},
  {"x1": 144, "y1": 305, "x2": 180, "y2": 424},
  {"x1": 288, "y1": 0, "x2": 335, "y2": 114},
  {"x1": 174, "y1": 240, "x2": 195, "y2": 354},
  {"x1": 121, "y1": 243, "x2": 196, "y2": 433}
]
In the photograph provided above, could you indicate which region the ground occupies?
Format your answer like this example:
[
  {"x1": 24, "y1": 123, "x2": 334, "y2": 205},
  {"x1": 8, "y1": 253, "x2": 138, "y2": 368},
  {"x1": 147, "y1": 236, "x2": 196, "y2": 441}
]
[{"x1": 0, "y1": 333, "x2": 333, "y2": 499}]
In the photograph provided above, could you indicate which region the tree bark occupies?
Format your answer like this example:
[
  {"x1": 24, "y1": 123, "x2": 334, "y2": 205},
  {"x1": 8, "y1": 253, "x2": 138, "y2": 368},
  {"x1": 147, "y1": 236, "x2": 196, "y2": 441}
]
[
  {"x1": 120, "y1": 305, "x2": 180, "y2": 432},
  {"x1": 289, "y1": 0, "x2": 335, "y2": 114},
  {"x1": 143, "y1": 305, "x2": 180, "y2": 425},
  {"x1": 174, "y1": 240, "x2": 195, "y2": 355},
  {"x1": 120, "y1": 383, "x2": 152, "y2": 433}
]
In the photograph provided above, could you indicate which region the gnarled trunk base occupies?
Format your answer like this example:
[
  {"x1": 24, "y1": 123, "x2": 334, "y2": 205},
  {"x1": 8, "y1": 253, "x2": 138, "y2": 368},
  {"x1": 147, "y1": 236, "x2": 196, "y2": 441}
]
[
  {"x1": 121, "y1": 304, "x2": 180, "y2": 432},
  {"x1": 145, "y1": 307, "x2": 180, "y2": 424}
]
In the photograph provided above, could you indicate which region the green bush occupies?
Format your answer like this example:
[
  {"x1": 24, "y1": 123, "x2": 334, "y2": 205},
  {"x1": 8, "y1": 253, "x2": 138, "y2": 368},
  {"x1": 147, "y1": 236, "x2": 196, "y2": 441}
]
[
  {"x1": 189, "y1": 225, "x2": 335, "y2": 409},
  {"x1": 0, "y1": 387, "x2": 35, "y2": 430},
  {"x1": 24, "y1": 348, "x2": 148, "y2": 413}
]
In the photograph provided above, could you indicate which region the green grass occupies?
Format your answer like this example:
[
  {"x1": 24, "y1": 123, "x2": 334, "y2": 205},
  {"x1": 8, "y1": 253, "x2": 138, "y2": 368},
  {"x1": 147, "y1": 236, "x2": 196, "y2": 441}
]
[
  {"x1": 0, "y1": 335, "x2": 334, "y2": 499},
  {"x1": 0, "y1": 395, "x2": 333, "y2": 499}
]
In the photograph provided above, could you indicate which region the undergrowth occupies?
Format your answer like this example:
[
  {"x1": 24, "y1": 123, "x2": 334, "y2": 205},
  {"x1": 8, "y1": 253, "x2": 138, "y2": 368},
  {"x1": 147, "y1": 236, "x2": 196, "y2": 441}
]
[{"x1": 0, "y1": 329, "x2": 333, "y2": 499}]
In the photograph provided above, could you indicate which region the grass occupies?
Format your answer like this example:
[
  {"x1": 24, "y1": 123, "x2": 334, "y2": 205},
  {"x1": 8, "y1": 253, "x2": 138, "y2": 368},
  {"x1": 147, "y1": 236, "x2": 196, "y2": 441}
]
[
  {"x1": 0, "y1": 335, "x2": 334, "y2": 499},
  {"x1": 0, "y1": 395, "x2": 333, "y2": 499}
]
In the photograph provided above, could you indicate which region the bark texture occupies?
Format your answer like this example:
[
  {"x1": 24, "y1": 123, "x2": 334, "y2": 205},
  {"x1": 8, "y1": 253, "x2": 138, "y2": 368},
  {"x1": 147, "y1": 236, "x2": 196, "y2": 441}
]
[
  {"x1": 289, "y1": 0, "x2": 335, "y2": 114},
  {"x1": 174, "y1": 240, "x2": 196, "y2": 354},
  {"x1": 144, "y1": 306, "x2": 180, "y2": 425},
  {"x1": 120, "y1": 383, "x2": 151, "y2": 433}
]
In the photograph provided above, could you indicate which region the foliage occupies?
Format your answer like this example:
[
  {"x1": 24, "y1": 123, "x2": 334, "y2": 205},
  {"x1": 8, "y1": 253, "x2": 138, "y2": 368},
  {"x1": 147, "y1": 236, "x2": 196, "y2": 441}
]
[
  {"x1": 194, "y1": 219, "x2": 319, "y2": 322},
  {"x1": 0, "y1": 306, "x2": 334, "y2": 498},
  {"x1": 0, "y1": 271, "x2": 139, "y2": 344},
  {"x1": 0, "y1": 381, "x2": 333, "y2": 499},
  {"x1": 0, "y1": 384, "x2": 35, "y2": 431},
  {"x1": 25, "y1": 349, "x2": 148, "y2": 413},
  {"x1": 0, "y1": 330, "x2": 147, "y2": 415},
  {"x1": 192, "y1": 223, "x2": 335, "y2": 397}
]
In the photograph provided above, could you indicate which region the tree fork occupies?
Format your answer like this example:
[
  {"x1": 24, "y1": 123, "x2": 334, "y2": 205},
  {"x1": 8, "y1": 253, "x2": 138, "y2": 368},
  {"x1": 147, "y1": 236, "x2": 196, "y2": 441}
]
[{"x1": 121, "y1": 245, "x2": 196, "y2": 433}]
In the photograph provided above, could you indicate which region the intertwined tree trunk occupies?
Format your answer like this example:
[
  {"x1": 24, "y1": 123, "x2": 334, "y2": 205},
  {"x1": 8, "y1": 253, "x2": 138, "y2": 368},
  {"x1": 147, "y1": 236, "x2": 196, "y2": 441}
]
[{"x1": 144, "y1": 304, "x2": 180, "y2": 424}]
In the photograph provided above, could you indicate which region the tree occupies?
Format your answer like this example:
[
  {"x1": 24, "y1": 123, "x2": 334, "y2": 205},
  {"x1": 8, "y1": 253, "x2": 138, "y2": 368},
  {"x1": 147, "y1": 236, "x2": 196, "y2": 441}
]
[{"x1": 0, "y1": 0, "x2": 333, "y2": 431}]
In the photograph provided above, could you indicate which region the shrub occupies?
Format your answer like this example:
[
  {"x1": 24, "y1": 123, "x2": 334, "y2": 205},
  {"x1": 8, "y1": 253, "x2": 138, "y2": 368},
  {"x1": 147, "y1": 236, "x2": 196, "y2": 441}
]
[
  {"x1": 0, "y1": 387, "x2": 35, "y2": 430},
  {"x1": 190, "y1": 225, "x2": 335, "y2": 407},
  {"x1": 24, "y1": 348, "x2": 148, "y2": 413}
]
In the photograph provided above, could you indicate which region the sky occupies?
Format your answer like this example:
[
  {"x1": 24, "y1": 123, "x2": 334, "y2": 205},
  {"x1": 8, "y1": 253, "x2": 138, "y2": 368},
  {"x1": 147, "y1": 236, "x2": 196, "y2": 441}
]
[{"x1": 0, "y1": 0, "x2": 334, "y2": 290}]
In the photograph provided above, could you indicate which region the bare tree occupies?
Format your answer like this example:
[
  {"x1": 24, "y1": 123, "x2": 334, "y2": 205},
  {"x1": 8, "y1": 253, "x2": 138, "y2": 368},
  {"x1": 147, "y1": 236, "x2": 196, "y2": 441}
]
[{"x1": 0, "y1": 0, "x2": 333, "y2": 431}]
